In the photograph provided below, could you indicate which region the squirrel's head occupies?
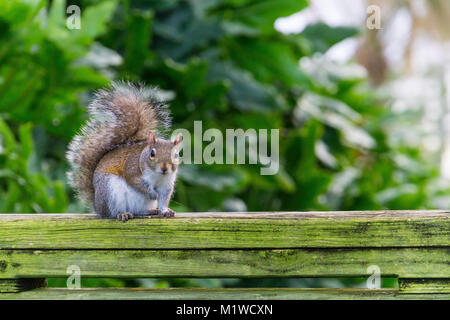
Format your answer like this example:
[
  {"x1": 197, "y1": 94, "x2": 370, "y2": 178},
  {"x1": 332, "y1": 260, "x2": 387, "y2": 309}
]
[{"x1": 145, "y1": 131, "x2": 182, "y2": 175}]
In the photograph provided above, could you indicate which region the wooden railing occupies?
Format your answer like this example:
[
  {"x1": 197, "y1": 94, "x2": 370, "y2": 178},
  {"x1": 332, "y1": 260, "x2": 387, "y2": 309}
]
[{"x1": 0, "y1": 211, "x2": 448, "y2": 299}]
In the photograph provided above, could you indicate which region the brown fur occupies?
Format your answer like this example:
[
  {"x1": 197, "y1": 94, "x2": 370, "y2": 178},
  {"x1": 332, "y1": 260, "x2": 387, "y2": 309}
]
[
  {"x1": 95, "y1": 137, "x2": 181, "y2": 195},
  {"x1": 95, "y1": 142, "x2": 147, "y2": 194}
]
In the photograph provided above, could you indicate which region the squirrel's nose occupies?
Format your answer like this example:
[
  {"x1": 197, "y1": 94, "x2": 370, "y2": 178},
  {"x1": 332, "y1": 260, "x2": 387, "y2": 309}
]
[{"x1": 160, "y1": 162, "x2": 169, "y2": 174}]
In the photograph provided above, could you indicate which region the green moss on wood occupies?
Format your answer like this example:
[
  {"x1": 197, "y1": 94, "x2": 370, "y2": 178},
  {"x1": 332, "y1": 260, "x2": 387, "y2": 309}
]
[
  {"x1": 399, "y1": 278, "x2": 450, "y2": 293},
  {"x1": 0, "y1": 212, "x2": 448, "y2": 299},
  {"x1": 1, "y1": 288, "x2": 449, "y2": 300},
  {"x1": 0, "y1": 212, "x2": 448, "y2": 249},
  {"x1": 0, "y1": 248, "x2": 448, "y2": 278}
]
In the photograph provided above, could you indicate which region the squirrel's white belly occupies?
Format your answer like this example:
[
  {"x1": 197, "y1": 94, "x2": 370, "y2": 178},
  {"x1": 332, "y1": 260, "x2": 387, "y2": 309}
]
[
  {"x1": 142, "y1": 168, "x2": 176, "y2": 189},
  {"x1": 106, "y1": 174, "x2": 156, "y2": 217}
]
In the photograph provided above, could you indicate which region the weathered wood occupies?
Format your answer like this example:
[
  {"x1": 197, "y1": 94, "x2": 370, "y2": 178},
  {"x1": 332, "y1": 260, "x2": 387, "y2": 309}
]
[
  {"x1": 399, "y1": 278, "x2": 450, "y2": 293},
  {"x1": 0, "y1": 211, "x2": 448, "y2": 299},
  {"x1": 1, "y1": 287, "x2": 449, "y2": 300},
  {"x1": 0, "y1": 211, "x2": 448, "y2": 249},
  {"x1": 1, "y1": 210, "x2": 449, "y2": 219},
  {"x1": 0, "y1": 278, "x2": 46, "y2": 293},
  {"x1": 0, "y1": 248, "x2": 448, "y2": 279}
]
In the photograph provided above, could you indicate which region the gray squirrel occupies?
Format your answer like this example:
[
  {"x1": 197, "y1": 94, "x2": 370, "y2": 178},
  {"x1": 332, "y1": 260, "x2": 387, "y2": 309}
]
[{"x1": 67, "y1": 82, "x2": 182, "y2": 221}]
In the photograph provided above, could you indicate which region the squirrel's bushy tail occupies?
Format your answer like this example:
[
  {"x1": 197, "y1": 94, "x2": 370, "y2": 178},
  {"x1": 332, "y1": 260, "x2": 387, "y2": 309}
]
[{"x1": 67, "y1": 82, "x2": 171, "y2": 204}]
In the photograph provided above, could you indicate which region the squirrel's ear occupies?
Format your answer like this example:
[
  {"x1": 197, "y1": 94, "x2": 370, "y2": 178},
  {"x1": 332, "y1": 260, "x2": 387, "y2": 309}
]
[
  {"x1": 148, "y1": 131, "x2": 157, "y2": 145},
  {"x1": 173, "y1": 133, "x2": 183, "y2": 145}
]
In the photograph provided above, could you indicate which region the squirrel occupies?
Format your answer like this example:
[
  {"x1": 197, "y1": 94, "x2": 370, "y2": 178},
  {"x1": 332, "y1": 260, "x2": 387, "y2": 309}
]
[{"x1": 66, "y1": 82, "x2": 182, "y2": 221}]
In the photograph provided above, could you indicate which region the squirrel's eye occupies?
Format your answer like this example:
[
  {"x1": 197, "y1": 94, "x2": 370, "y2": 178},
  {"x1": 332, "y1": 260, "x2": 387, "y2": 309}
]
[{"x1": 150, "y1": 148, "x2": 156, "y2": 159}]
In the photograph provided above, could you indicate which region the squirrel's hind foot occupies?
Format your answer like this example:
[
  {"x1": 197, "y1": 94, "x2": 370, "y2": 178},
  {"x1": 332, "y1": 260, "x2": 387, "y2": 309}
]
[
  {"x1": 159, "y1": 208, "x2": 175, "y2": 218},
  {"x1": 117, "y1": 212, "x2": 134, "y2": 222}
]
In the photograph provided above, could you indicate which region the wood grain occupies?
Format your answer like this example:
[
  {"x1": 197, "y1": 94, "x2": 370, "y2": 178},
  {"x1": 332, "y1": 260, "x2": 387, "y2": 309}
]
[
  {"x1": 1, "y1": 248, "x2": 448, "y2": 278},
  {"x1": 1, "y1": 210, "x2": 449, "y2": 220},
  {"x1": 1, "y1": 287, "x2": 449, "y2": 300},
  {"x1": 399, "y1": 278, "x2": 450, "y2": 293},
  {"x1": 0, "y1": 211, "x2": 448, "y2": 299},
  {"x1": 0, "y1": 211, "x2": 448, "y2": 249}
]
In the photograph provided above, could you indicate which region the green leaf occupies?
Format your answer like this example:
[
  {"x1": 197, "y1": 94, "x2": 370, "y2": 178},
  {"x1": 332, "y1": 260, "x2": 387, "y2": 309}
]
[
  {"x1": 68, "y1": 66, "x2": 110, "y2": 88},
  {"x1": 162, "y1": 58, "x2": 209, "y2": 100},
  {"x1": 51, "y1": 181, "x2": 67, "y2": 213},
  {"x1": 301, "y1": 22, "x2": 359, "y2": 53},
  {"x1": 124, "y1": 9, "x2": 154, "y2": 74},
  {"x1": 18, "y1": 122, "x2": 33, "y2": 159},
  {"x1": 274, "y1": 166, "x2": 296, "y2": 193},
  {"x1": 0, "y1": 118, "x2": 15, "y2": 151},
  {"x1": 178, "y1": 164, "x2": 249, "y2": 192},
  {"x1": 153, "y1": 6, "x2": 222, "y2": 60},
  {"x1": 225, "y1": 38, "x2": 311, "y2": 88},
  {"x1": 200, "y1": 81, "x2": 230, "y2": 112},
  {"x1": 48, "y1": 0, "x2": 66, "y2": 29},
  {"x1": 78, "y1": 0, "x2": 118, "y2": 40},
  {"x1": 0, "y1": 0, "x2": 45, "y2": 26},
  {"x1": 208, "y1": 61, "x2": 286, "y2": 113},
  {"x1": 296, "y1": 93, "x2": 376, "y2": 150},
  {"x1": 230, "y1": 0, "x2": 308, "y2": 34}
]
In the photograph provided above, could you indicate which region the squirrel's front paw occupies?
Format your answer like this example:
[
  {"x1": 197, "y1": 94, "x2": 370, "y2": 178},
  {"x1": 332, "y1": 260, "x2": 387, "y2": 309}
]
[
  {"x1": 159, "y1": 208, "x2": 175, "y2": 218},
  {"x1": 117, "y1": 212, "x2": 134, "y2": 222}
]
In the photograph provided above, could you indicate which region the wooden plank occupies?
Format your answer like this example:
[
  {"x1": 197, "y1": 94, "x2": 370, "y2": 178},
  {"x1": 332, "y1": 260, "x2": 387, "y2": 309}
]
[
  {"x1": 1, "y1": 248, "x2": 448, "y2": 278},
  {"x1": 0, "y1": 278, "x2": 46, "y2": 293},
  {"x1": 0, "y1": 211, "x2": 448, "y2": 249},
  {"x1": 1, "y1": 210, "x2": 449, "y2": 219},
  {"x1": 1, "y1": 287, "x2": 449, "y2": 300},
  {"x1": 399, "y1": 278, "x2": 450, "y2": 293}
]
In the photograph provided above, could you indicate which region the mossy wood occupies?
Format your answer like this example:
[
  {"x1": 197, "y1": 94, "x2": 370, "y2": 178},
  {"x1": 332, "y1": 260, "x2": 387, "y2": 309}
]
[
  {"x1": 0, "y1": 211, "x2": 448, "y2": 299},
  {"x1": 0, "y1": 248, "x2": 448, "y2": 278},
  {"x1": 2, "y1": 288, "x2": 450, "y2": 300}
]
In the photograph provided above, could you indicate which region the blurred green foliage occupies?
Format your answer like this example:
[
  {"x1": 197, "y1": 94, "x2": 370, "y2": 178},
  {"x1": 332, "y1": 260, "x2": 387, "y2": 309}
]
[{"x1": 0, "y1": 0, "x2": 446, "y2": 288}]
